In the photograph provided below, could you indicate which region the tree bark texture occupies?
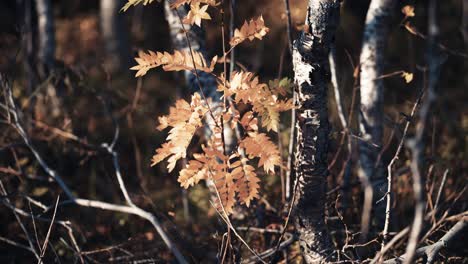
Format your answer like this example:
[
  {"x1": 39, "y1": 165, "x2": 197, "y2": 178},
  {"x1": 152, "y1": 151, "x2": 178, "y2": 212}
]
[
  {"x1": 292, "y1": 1, "x2": 340, "y2": 263},
  {"x1": 100, "y1": 0, "x2": 131, "y2": 74},
  {"x1": 358, "y1": 0, "x2": 396, "y2": 230}
]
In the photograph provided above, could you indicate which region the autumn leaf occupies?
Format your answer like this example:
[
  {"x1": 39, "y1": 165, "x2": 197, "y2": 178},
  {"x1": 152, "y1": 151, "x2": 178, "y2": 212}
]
[
  {"x1": 183, "y1": 3, "x2": 211, "y2": 27},
  {"x1": 178, "y1": 154, "x2": 207, "y2": 188},
  {"x1": 151, "y1": 93, "x2": 208, "y2": 172},
  {"x1": 401, "y1": 5, "x2": 415, "y2": 17},
  {"x1": 170, "y1": 0, "x2": 218, "y2": 9},
  {"x1": 222, "y1": 71, "x2": 293, "y2": 132},
  {"x1": 240, "y1": 132, "x2": 281, "y2": 173},
  {"x1": 121, "y1": 0, "x2": 156, "y2": 12},
  {"x1": 401, "y1": 71, "x2": 413, "y2": 83},
  {"x1": 131, "y1": 50, "x2": 217, "y2": 77},
  {"x1": 229, "y1": 155, "x2": 259, "y2": 207},
  {"x1": 230, "y1": 16, "x2": 269, "y2": 47}
]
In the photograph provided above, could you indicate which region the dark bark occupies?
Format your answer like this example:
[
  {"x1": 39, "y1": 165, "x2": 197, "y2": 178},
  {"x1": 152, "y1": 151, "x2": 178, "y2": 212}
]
[{"x1": 292, "y1": 1, "x2": 340, "y2": 263}]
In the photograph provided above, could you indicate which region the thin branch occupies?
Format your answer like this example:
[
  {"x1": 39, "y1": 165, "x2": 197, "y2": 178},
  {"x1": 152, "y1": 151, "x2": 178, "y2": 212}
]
[
  {"x1": 433, "y1": 169, "x2": 448, "y2": 212},
  {"x1": 404, "y1": 1, "x2": 444, "y2": 262},
  {"x1": 39, "y1": 195, "x2": 60, "y2": 262},
  {"x1": 381, "y1": 87, "x2": 424, "y2": 253},
  {"x1": 370, "y1": 227, "x2": 410, "y2": 264},
  {"x1": 283, "y1": 0, "x2": 293, "y2": 54},
  {"x1": 283, "y1": 0, "x2": 295, "y2": 202},
  {"x1": 383, "y1": 219, "x2": 467, "y2": 264},
  {"x1": 0, "y1": 235, "x2": 36, "y2": 253},
  {"x1": 173, "y1": 7, "x2": 220, "y2": 128},
  {"x1": 208, "y1": 170, "x2": 266, "y2": 264},
  {"x1": 238, "y1": 227, "x2": 296, "y2": 263},
  {"x1": 0, "y1": 179, "x2": 40, "y2": 260},
  {"x1": 229, "y1": 0, "x2": 236, "y2": 76},
  {"x1": 0, "y1": 75, "x2": 188, "y2": 264}
]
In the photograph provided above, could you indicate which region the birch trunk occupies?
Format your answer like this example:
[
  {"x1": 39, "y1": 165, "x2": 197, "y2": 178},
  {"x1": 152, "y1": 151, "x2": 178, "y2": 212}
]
[
  {"x1": 35, "y1": 0, "x2": 55, "y2": 70},
  {"x1": 358, "y1": 0, "x2": 396, "y2": 232},
  {"x1": 100, "y1": 0, "x2": 131, "y2": 74},
  {"x1": 292, "y1": 1, "x2": 340, "y2": 262}
]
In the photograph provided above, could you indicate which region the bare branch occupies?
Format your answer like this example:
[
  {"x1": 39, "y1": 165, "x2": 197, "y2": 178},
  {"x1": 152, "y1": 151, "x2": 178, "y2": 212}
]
[
  {"x1": 383, "y1": 218, "x2": 467, "y2": 264},
  {"x1": 404, "y1": 1, "x2": 445, "y2": 262},
  {"x1": 381, "y1": 87, "x2": 424, "y2": 253},
  {"x1": 0, "y1": 74, "x2": 188, "y2": 264}
]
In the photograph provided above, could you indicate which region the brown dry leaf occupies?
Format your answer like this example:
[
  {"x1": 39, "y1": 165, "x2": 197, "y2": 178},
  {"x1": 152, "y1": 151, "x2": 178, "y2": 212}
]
[
  {"x1": 183, "y1": 3, "x2": 211, "y2": 27},
  {"x1": 225, "y1": 71, "x2": 293, "y2": 132},
  {"x1": 170, "y1": 0, "x2": 217, "y2": 9},
  {"x1": 178, "y1": 154, "x2": 207, "y2": 188},
  {"x1": 230, "y1": 16, "x2": 269, "y2": 47},
  {"x1": 240, "y1": 111, "x2": 258, "y2": 132},
  {"x1": 230, "y1": 155, "x2": 260, "y2": 207},
  {"x1": 401, "y1": 72, "x2": 413, "y2": 83},
  {"x1": 240, "y1": 132, "x2": 281, "y2": 173},
  {"x1": 402, "y1": 5, "x2": 415, "y2": 17},
  {"x1": 121, "y1": 0, "x2": 156, "y2": 12},
  {"x1": 131, "y1": 50, "x2": 217, "y2": 77},
  {"x1": 151, "y1": 93, "x2": 208, "y2": 172}
]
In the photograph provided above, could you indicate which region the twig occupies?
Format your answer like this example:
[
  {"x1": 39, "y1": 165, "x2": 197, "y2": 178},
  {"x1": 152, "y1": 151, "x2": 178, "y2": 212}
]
[
  {"x1": 283, "y1": 0, "x2": 295, "y2": 202},
  {"x1": 28, "y1": 201, "x2": 42, "y2": 253},
  {"x1": 403, "y1": 1, "x2": 444, "y2": 262},
  {"x1": 433, "y1": 169, "x2": 448, "y2": 213},
  {"x1": 283, "y1": 0, "x2": 293, "y2": 54},
  {"x1": 39, "y1": 195, "x2": 60, "y2": 262},
  {"x1": 229, "y1": 0, "x2": 236, "y2": 76},
  {"x1": 237, "y1": 227, "x2": 296, "y2": 263},
  {"x1": 0, "y1": 179, "x2": 40, "y2": 260},
  {"x1": 383, "y1": 219, "x2": 467, "y2": 264},
  {"x1": 1, "y1": 75, "x2": 188, "y2": 264},
  {"x1": 381, "y1": 87, "x2": 424, "y2": 252},
  {"x1": 174, "y1": 7, "x2": 220, "y2": 128},
  {"x1": 370, "y1": 227, "x2": 410, "y2": 264},
  {"x1": 329, "y1": 45, "x2": 347, "y2": 131},
  {"x1": 208, "y1": 170, "x2": 266, "y2": 264},
  {"x1": 0, "y1": 235, "x2": 37, "y2": 253}
]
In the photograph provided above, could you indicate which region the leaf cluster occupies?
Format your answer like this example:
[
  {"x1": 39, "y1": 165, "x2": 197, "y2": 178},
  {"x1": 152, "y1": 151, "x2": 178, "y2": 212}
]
[{"x1": 126, "y1": 2, "x2": 293, "y2": 213}]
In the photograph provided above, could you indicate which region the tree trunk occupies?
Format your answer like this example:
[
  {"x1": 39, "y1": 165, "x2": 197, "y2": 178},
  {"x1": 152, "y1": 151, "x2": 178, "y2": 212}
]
[
  {"x1": 35, "y1": 0, "x2": 55, "y2": 72},
  {"x1": 358, "y1": 0, "x2": 396, "y2": 233},
  {"x1": 100, "y1": 0, "x2": 131, "y2": 74},
  {"x1": 292, "y1": 1, "x2": 340, "y2": 263}
]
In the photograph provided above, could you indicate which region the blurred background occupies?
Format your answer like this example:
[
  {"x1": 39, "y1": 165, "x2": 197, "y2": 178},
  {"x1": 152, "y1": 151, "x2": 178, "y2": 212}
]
[{"x1": 0, "y1": 0, "x2": 466, "y2": 262}]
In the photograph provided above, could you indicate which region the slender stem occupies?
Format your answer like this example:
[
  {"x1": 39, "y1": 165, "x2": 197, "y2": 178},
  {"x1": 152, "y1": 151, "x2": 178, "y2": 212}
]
[
  {"x1": 381, "y1": 87, "x2": 424, "y2": 256},
  {"x1": 229, "y1": 0, "x2": 236, "y2": 77},
  {"x1": 174, "y1": 8, "x2": 221, "y2": 128},
  {"x1": 404, "y1": 1, "x2": 442, "y2": 262},
  {"x1": 284, "y1": 0, "x2": 295, "y2": 202}
]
